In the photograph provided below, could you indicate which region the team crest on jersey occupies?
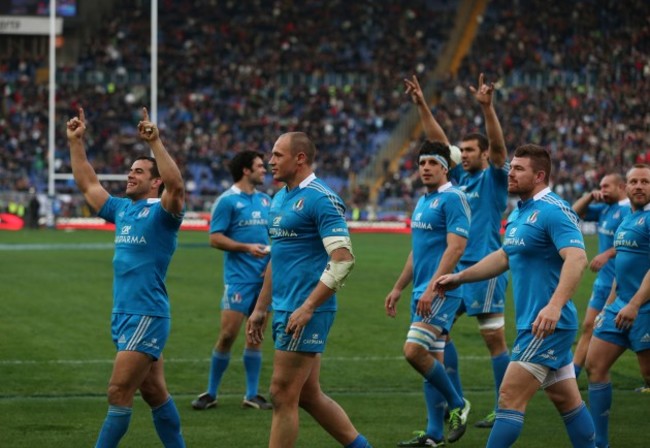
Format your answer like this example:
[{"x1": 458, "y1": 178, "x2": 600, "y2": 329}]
[
  {"x1": 261, "y1": 198, "x2": 270, "y2": 207},
  {"x1": 137, "y1": 207, "x2": 150, "y2": 218},
  {"x1": 293, "y1": 198, "x2": 305, "y2": 211},
  {"x1": 430, "y1": 199, "x2": 440, "y2": 208},
  {"x1": 637, "y1": 217, "x2": 645, "y2": 226},
  {"x1": 527, "y1": 210, "x2": 539, "y2": 223}
]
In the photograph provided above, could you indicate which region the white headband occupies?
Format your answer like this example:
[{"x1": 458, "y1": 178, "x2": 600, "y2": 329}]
[{"x1": 419, "y1": 154, "x2": 449, "y2": 170}]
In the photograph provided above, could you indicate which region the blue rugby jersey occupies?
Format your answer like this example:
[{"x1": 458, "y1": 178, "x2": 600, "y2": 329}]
[
  {"x1": 583, "y1": 199, "x2": 631, "y2": 289},
  {"x1": 411, "y1": 182, "x2": 470, "y2": 299},
  {"x1": 503, "y1": 188, "x2": 584, "y2": 330},
  {"x1": 98, "y1": 197, "x2": 183, "y2": 317},
  {"x1": 210, "y1": 186, "x2": 271, "y2": 284},
  {"x1": 268, "y1": 174, "x2": 349, "y2": 313},
  {"x1": 451, "y1": 162, "x2": 509, "y2": 262},
  {"x1": 612, "y1": 203, "x2": 650, "y2": 314}
]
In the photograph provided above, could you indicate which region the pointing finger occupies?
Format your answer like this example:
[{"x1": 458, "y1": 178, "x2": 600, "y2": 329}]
[
  {"x1": 79, "y1": 107, "x2": 85, "y2": 124},
  {"x1": 142, "y1": 107, "x2": 149, "y2": 122}
]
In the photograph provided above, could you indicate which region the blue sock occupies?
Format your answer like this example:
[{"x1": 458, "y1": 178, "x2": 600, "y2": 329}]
[
  {"x1": 423, "y1": 380, "x2": 445, "y2": 441},
  {"x1": 424, "y1": 360, "x2": 464, "y2": 410},
  {"x1": 491, "y1": 351, "x2": 509, "y2": 409},
  {"x1": 574, "y1": 364, "x2": 583, "y2": 378},
  {"x1": 152, "y1": 396, "x2": 185, "y2": 448},
  {"x1": 207, "y1": 350, "x2": 230, "y2": 398},
  {"x1": 562, "y1": 401, "x2": 596, "y2": 448},
  {"x1": 345, "y1": 433, "x2": 372, "y2": 448},
  {"x1": 589, "y1": 382, "x2": 612, "y2": 448},
  {"x1": 243, "y1": 348, "x2": 262, "y2": 399},
  {"x1": 95, "y1": 405, "x2": 132, "y2": 448},
  {"x1": 444, "y1": 341, "x2": 463, "y2": 398},
  {"x1": 486, "y1": 409, "x2": 524, "y2": 448}
]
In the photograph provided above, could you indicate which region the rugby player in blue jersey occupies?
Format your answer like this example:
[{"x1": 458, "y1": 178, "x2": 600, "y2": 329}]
[
  {"x1": 385, "y1": 140, "x2": 472, "y2": 446},
  {"x1": 434, "y1": 145, "x2": 595, "y2": 448},
  {"x1": 67, "y1": 107, "x2": 186, "y2": 447},
  {"x1": 405, "y1": 73, "x2": 510, "y2": 430},
  {"x1": 586, "y1": 164, "x2": 650, "y2": 448},
  {"x1": 571, "y1": 174, "x2": 630, "y2": 378},
  {"x1": 246, "y1": 132, "x2": 371, "y2": 448},
  {"x1": 191, "y1": 150, "x2": 272, "y2": 411}
]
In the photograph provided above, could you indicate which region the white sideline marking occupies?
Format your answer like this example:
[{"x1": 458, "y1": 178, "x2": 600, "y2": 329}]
[
  {"x1": 0, "y1": 355, "x2": 490, "y2": 366},
  {"x1": 0, "y1": 243, "x2": 114, "y2": 251}
]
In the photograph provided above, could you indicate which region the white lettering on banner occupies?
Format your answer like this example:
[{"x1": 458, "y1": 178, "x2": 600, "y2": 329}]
[{"x1": 0, "y1": 16, "x2": 63, "y2": 35}]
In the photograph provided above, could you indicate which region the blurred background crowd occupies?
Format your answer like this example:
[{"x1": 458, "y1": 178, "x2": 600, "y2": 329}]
[{"x1": 1, "y1": 0, "x2": 648, "y2": 222}]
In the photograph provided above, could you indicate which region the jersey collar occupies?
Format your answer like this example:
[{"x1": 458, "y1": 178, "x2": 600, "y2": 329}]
[
  {"x1": 298, "y1": 173, "x2": 317, "y2": 189},
  {"x1": 619, "y1": 198, "x2": 631, "y2": 206},
  {"x1": 438, "y1": 181, "x2": 452, "y2": 192},
  {"x1": 533, "y1": 186, "x2": 551, "y2": 201}
]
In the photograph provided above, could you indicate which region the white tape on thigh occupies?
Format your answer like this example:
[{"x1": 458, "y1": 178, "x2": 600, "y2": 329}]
[
  {"x1": 407, "y1": 325, "x2": 444, "y2": 353},
  {"x1": 478, "y1": 315, "x2": 505, "y2": 331}
]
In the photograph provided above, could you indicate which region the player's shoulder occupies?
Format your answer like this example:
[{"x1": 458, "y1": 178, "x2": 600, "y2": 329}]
[{"x1": 537, "y1": 192, "x2": 579, "y2": 224}]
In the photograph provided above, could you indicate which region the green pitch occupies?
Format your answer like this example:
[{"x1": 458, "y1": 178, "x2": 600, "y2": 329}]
[{"x1": 0, "y1": 230, "x2": 646, "y2": 447}]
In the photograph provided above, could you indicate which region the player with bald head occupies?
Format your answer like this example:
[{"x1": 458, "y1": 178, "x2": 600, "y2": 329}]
[{"x1": 571, "y1": 173, "x2": 630, "y2": 378}]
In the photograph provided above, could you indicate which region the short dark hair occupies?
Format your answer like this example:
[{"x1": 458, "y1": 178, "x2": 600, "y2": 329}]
[
  {"x1": 418, "y1": 140, "x2": 451, "y2": 169},
  {"x1": 134, "y1": 155, "x2": 164, "y2": 195},
  {"x1": 513, "y1": 144, "x2": 551, "y2": 183},
  {"x1": 287, "y1": 132, "x2": 316, "y2": 164},
  {"x1": 461, "y1": 132, "x2": 489, "y2": 152},
  {"x1": 229, "y1": 150, "x2": 264, "y2": 182}
]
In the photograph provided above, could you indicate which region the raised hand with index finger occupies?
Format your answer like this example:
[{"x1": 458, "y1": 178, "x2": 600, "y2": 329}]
[
  {"x1": 137, "y1": 107, "x2": 159, "y2": 141},
  {"x1": 66, "y1": 107, "x2": 87, "y2": 140},
  {"x1": 469, "y1": 72, "x2": 495, "y2": 106}
]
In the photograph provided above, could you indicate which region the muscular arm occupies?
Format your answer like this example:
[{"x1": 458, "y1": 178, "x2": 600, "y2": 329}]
[
  {"x1": 209, "y1": 232, "x2": 268, "y2": 258},
  {"x1": 138, "y1": 107, "x2": 185, "y2": 215},
  {"x1": 532, "y1": 246, "x2": 588, "y2": 338},
  {"x1": 385, "y1": 251, "x2": 414, "y2": 317},
  {"x1": 416, "y1": 233, "x2": 467, "y2": 316},
  {"x1": 404, "y1": 75, "x2": 450, "y2": 145},
  {"x1": 615, "y1": 269, "x2": 650, "y2": 329},
  {"x1": 67, "y1": 108, "x2": 109, "y2": 212},
  {"x1": 571, "y1": 191, "x2": 598, "y2": 218},
  {"x1": 471, "y1": 74, "x2": 507, "y2": 168},
  {"x1": 457, "y1": 248, "x2": 510, "y2": 284}
]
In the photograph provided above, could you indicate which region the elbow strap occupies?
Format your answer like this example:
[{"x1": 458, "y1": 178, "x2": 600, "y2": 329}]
[{"x1": 320, "y1": 259, "x2": 355, "y2": 291}]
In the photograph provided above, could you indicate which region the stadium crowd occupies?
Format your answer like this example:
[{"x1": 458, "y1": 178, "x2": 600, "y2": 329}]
[
  {"x1": 1, "y1": 0, "x2": 648, "y2": 216},
  {"x1": 1, "y1": 0, "x2": 457, "y2": 212},
  {"x1": 379, "y1": 0, "x2": 649, "y2": 211}
]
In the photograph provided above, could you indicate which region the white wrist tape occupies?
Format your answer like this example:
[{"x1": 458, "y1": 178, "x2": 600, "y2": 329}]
[
  {"x1": 320, "y1": 259, "x2": 355, "y2": 291},
  {"x1": 449, "y1": 145, "x2": 462, "y2": 166}
]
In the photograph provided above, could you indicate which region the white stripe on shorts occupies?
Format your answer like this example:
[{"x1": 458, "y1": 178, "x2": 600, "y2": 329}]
[{"x1": 126, "y1": 316, "x2": 153, "y2": 351}]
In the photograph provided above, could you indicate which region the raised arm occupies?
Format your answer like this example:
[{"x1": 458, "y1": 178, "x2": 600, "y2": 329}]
[
  {"x1": 404, "y1": 75, "x2": 450, "y2": 145},
  {"x1": 66, "y1": 108, "x2": 109, "y2": 212},
  {"x1": 137, "y1": 107, "x2": 185, "y2": 215},
  {"x1": 470, "y1": 73, "x2": 507, "y2": 168},
  {"x1": 572, "y1": 189, "x2": 601, "y2": 218}
]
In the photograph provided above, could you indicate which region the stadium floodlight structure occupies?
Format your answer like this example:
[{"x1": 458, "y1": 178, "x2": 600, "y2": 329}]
[{"x1": 47, "y1": 0, "x2": 159, "y2": 196}]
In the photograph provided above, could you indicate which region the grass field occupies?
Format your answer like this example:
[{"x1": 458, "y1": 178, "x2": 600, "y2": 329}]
[{"x1": 0, "y1": 230, "x2": 646, "y2": 447}]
